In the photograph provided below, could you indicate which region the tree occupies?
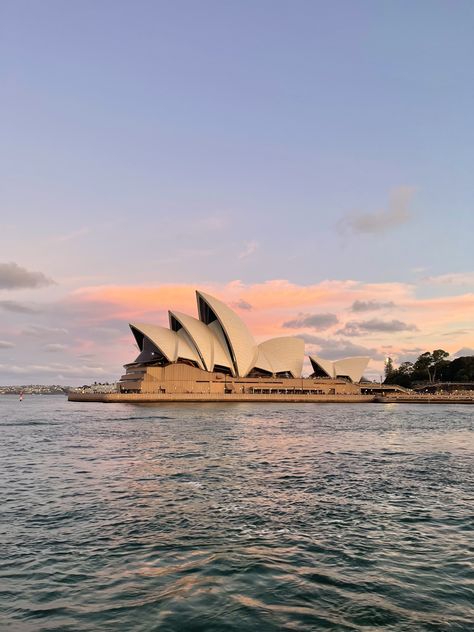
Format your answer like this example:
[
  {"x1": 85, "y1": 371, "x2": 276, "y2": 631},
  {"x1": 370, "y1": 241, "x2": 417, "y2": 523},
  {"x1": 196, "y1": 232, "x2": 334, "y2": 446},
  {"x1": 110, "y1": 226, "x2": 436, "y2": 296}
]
[
  {"x1": 384, "y1": 361, "x2": 413, "y2": 387},
  {"x1": 413, "y1": 352, "x2": 433, "y2": 382},
  {"x1": 384, "y1": 357, "x2": 394, "y2": 380},
  {"x1": 412, "y1": 350, "x2": 449, "y2": 382},
  {"x1": 399, "y1": 361, "x2": 414, "y2": 376},
  {"x1": 384, "y1": 352, "x2": 472, "y2": 389},
  {"x1": 431, "y1": 349, "x2": 450, "y2": 382},
  {"x1": 444, "y1": 356, "x2": 474, "y2": 382}
]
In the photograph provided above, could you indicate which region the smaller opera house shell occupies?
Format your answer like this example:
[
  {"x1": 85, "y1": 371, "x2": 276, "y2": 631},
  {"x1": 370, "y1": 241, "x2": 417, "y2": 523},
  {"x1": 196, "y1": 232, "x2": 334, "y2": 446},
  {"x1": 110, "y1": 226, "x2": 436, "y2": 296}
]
[{"x1": 119, "y1": 291, "x2": 370, "y2": 395}]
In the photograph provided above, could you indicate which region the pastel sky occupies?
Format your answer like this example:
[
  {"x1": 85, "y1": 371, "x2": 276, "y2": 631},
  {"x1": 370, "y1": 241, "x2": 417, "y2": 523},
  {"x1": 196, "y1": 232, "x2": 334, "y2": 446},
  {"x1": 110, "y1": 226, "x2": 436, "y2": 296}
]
[{"x1": 1, "y1": 0, "x2": 473, "y2": 384}]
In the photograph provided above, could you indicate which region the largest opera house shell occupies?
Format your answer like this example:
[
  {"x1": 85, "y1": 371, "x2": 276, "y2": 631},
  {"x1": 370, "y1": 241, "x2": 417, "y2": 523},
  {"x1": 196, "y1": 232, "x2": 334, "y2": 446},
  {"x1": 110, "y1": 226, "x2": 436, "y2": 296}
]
[{"x1": 129, "y1": 290, "x2": 305, "y2": 378}]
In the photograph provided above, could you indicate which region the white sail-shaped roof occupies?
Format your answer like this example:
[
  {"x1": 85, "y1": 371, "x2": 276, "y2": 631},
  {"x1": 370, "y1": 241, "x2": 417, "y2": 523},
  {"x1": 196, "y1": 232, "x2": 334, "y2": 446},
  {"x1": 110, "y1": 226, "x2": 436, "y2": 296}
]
[
  {"x1": 130, "y1": 323, "x2": 178, "y2": 361},
  {"x1": 309, "y1": 355, "x2": 369, "y2": 382},
  {"x1": 208, "y1": 320, "x2": 235, "y2": 374},
  {"x1": 197, "y1": 291, "x2": 257, "y2": 377},
  {"x1": 309, "y1": 355, "x2": 335, "y2": 378},
  {"x1": 333, "y1": 357, "x2": 370, "y2": 383},
  {"x1": 169, "y1": 310, "x2": 234, "y2": 373},
  {"x1": 176, "y1": 329, "x2": 203, "y2": 367},
  {"x1": 130, "y1": 322, "x2": 202, "y2": 366},
  {"x1": 169, "y1": 311, "x2": 213, "y2": 370},
  {"x1": 252, "y1": 346, "x2": 274, "y2": 374},
  {"x1": 258, "y1": 337, "x2": 305, "y2": 378}
]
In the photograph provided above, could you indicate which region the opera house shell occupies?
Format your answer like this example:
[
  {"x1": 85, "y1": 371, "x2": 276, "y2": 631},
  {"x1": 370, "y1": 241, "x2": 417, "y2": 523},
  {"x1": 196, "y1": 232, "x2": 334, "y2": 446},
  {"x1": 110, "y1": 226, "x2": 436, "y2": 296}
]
[
  {"x1": 308, "y1": 355, "x2": 369, "y2": 384},
  {"x1": 119, "y1": 290, "x2": 370, "y2": 396}
]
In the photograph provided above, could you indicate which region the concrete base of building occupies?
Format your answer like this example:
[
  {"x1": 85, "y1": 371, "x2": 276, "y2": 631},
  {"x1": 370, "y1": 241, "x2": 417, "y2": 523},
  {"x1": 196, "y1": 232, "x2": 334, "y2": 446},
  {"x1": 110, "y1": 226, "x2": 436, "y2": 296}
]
[
  {"x1": 374, "y1": 396, "x2": 473, "y2": 404},
  {"x1": 67, "y1": 392, "x2": 473, "y2": 404},
  {"x1": 68, "y1": 392, "x2": 375, "y2": 403}
]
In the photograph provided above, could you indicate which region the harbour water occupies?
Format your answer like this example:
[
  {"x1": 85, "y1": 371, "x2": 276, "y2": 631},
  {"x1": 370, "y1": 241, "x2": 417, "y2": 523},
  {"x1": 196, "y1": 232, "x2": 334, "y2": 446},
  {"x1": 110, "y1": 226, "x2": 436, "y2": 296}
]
[{"x1": 1, "y1": 396, "x2": 472, "y2": 631}]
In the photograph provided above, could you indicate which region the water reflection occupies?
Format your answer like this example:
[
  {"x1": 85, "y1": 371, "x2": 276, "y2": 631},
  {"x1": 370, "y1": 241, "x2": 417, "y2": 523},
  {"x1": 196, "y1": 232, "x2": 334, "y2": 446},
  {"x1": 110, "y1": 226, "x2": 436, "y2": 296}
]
[{"x1": 0, "y1": 397, "x2": 472, "y2": 631}]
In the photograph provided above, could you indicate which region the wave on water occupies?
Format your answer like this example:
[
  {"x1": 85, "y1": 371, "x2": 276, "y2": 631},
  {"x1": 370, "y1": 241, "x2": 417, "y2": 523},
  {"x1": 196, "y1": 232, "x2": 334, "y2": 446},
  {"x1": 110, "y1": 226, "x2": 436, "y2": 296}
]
[{"x1": 0, "y1": 397, "x2": 473, "y2": 631}]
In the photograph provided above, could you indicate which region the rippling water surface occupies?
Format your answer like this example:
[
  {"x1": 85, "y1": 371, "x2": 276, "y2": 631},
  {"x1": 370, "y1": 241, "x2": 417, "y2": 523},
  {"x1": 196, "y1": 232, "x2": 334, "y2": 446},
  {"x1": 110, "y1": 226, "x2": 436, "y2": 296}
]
[{"x1": 0, "y1": 397, "x2": 473, "y2": 631}]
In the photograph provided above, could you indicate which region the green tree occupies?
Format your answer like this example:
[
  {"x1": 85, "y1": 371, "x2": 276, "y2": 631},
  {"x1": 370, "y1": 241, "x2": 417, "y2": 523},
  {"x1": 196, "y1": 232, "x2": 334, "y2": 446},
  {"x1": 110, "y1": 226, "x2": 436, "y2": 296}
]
[
  {"x1": 384, "y1": 357, "x2": 394, "y2": 380},
  {"x1": 413, "y1": 352, "x2": 433, "y2": 382},
  {"x1": 431, "y1": 349, "x2": 450, "y2": 382},
  {"x1": 445, "y1": 356, "x2": 474, "y2": 382},
  {"x1": 413, "y1": 350, "x2": 449, "y2": 382},
  {"x1": 399, "y1": 361, "x2": 414, "y2": 376}
]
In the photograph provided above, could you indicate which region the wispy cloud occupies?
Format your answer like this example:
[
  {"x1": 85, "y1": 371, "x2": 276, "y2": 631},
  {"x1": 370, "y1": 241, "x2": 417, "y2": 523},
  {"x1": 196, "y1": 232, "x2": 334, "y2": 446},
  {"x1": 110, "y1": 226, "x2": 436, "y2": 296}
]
[
  {"x1": 0, "y1": 340, "x2": 15, "y2": 349},
  {"x1": 423, "y1": 272, "x2": 474, "y2": 286},
  {"x1": 283, "y1": 313, "x2": 339, "y2": 330},
  {"x1": 0, "y1": 363, "x2": 107, "y2": 377},
  {"x1": 0, "y1": 262, "x2": 55, "y2": 290},
  {"x1": 337, "y1": 318, "x2": 418, "y2": 336},
  {"x1": 238, "y1": 241, "x2": 259, "y2": 259},
  {"x1": 351, "y1": 300, "x2": 395, "y2": 312},
  {"x1": 43, "y1": 343, "x2": 69, "y2": 352},
  {"x1": 442, "y1": 329, "x2": 471, "y2": 337},
  {"x1": 231, "y1": 298, "x2": 253, "y2": 311},
  {"x1": 22, "y1": 325, "x2": 69, "y2": 337},
  {"x1": 298, "y1": 333, "x2": 383, "y2": 360},
  {"x1": 338, "y1": 186, "x2": 415, "y2": 235},
  {"x1": 0, "y1": 300, "x2": 42, "y2": 314}
]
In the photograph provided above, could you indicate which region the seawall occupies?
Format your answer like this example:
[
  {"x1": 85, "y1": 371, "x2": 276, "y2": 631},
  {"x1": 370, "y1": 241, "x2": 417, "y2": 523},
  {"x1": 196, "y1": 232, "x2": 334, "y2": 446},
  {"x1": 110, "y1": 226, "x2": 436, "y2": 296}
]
[
  {"x1": 68, "y1": 392, "x2": 474, "y2": 404},
  {"x1": 68, "y1": 392, "x2": 375, "y2": 404}
]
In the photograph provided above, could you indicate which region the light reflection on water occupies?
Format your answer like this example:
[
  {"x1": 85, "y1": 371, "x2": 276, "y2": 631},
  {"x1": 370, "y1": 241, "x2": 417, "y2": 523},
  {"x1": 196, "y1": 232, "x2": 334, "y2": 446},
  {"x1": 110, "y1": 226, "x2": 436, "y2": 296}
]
[{"x1": 0, "y1": 396, "x2": 473, "y2": 631}]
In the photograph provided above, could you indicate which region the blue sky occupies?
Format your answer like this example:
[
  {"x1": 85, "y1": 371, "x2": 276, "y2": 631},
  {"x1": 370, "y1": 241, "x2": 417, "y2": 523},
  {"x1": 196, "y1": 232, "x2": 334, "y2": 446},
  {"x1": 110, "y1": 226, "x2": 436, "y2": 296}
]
[{"x1": 0, "y1": 1, "x2": 473, "y2": 383}]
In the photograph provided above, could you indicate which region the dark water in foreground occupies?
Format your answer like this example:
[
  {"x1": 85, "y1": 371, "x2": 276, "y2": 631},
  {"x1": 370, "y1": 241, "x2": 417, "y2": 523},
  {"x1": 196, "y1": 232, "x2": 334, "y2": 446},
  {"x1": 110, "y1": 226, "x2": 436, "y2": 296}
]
[{"x1": 0, "y1": 397, "x2": 473, "y2": 631}]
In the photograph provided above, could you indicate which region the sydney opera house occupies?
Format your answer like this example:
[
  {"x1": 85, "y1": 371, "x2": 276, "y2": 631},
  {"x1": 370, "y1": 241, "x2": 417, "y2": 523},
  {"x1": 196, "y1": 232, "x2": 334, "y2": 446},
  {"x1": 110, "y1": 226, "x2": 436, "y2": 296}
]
[{"x1": 118, "y1": 290, "x2": 370, "y2": 397}]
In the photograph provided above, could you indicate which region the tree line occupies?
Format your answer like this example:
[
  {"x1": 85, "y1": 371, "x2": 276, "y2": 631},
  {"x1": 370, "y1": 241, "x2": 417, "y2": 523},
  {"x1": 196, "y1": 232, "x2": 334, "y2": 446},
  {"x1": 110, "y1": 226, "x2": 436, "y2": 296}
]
[{"x1": 384, "y1": 351, "x2": 474, "y2": 388}]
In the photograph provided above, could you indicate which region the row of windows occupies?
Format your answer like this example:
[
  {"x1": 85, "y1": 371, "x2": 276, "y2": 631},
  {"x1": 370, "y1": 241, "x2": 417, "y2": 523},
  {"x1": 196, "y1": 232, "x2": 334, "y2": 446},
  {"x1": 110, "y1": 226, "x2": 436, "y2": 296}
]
[{"x1": 250, "y1": 388, "x2": 327, "y2": 395}]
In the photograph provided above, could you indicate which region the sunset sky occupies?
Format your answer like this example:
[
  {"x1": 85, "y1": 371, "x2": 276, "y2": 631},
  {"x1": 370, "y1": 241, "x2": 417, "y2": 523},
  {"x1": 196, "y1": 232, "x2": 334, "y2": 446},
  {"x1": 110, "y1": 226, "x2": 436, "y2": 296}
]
[{"x1": 1, "y1": 0, "x2": 473, "y2": 384}]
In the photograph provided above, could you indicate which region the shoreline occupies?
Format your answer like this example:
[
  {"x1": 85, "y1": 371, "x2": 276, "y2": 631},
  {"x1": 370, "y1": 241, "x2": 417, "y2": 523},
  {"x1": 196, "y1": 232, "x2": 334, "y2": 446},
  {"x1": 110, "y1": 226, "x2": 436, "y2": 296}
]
[{"x1": 68, "y1": 392, "x2": 473, "y2": 404}]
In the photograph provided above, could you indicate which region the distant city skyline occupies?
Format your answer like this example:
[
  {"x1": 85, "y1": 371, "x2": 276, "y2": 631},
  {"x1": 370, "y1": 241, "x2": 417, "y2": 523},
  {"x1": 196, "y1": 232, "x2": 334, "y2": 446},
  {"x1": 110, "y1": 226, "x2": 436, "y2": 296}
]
[{"x1": 1, "y1": 1, "x2": 473, "y2": 384}]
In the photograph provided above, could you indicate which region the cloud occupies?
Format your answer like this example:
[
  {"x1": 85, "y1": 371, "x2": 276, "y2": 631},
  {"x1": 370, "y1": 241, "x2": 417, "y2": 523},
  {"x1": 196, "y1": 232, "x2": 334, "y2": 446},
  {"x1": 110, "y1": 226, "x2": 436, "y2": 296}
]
[
  {"x1": 351, "y1": 300, "x2": 395, "y2": 312},
  {"x1": 0, "y1": 340, "x2": 15, "y2": 349},
  {"x1": 394, "y1": 347, "x2": 425, "y2": 363},
  {"x1": 91, "y1": 326, "x2": 122, "y2": 337},
  {"x1": 22, "y1": 325, "x2": 69, "y2": 337},
  {"x1": 298, "y1": 333, "x2": 383, "y2": 360},
  {"x1": 452, "y1": 347, "x2": 474, "y2": 358},
  {"x1": 283, "y1": 312, "x2": 339, "y2": 330},
  {"x1": 44, "y1": 343, "x2": 68, "y2": 353},
  {"x1": 0, "y1": 262, "x2": 55, "y2": 290},
  {"x1": 0, "y1": 300, "x2": 41, "y2": 314},
  {"x1": 423, "y1": 272, "x2": 474, "y2": 287},
  {"x1": 338, "y1": 319, "x2": 418, "y2": 336},
  {"x1": 442, "y1": 329, "x2": 471, "y2": 337},
  {"x1": 0, "y1": 363, "x2": 108, "y2": 377},
  {"x1": 231, "y1": 299, "x2": 253, "y2": 311},
  {"x1": 238, "y1": 241, "x2": 259, "y2": 259},
  {"x1": 335, "y1": 322, "x2": 365, "y2": 336},
  {"x1": 338, "y1": 186, "x2": 415, "y2": 235}
]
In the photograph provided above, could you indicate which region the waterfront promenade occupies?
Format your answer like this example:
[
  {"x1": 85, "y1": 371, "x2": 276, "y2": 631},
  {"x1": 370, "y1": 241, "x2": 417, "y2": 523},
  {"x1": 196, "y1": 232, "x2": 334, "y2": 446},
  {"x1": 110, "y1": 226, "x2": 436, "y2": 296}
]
[{"x1": 68, "y1": 391, "x2": 473, "y2": 404}]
